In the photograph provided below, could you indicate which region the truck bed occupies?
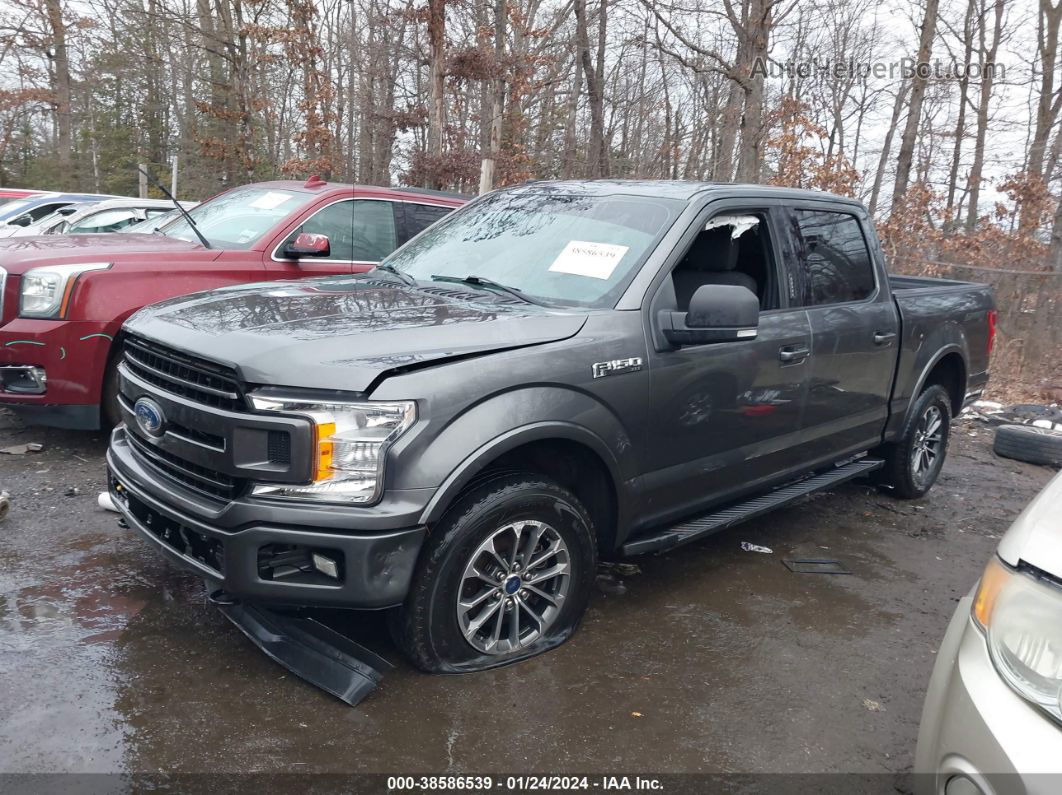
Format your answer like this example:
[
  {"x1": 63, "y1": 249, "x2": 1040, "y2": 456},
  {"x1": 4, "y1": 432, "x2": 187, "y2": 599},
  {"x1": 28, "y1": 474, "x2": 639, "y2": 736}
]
[{"x1": 888, "y1": 273, "x2": 988, "y2": 295}]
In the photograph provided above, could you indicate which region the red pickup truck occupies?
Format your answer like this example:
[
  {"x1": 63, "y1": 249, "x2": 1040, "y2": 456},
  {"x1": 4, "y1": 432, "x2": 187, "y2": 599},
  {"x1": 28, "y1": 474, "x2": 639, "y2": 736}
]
[{"x1": 0, "y1": 178, "x2": 465, "y2": 429}]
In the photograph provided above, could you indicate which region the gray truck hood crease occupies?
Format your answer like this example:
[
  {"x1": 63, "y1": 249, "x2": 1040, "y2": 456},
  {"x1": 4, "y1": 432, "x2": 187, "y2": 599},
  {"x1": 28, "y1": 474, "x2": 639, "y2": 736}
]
[{"x1": 124, "y1": 276, "x2": 589, "y2": 393}]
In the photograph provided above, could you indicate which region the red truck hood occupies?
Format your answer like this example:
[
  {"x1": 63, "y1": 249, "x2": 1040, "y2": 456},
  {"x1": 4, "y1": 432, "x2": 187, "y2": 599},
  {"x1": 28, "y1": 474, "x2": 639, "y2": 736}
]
[{"x1": 0, "y1": 233, "x2": 210, "y2": 273}]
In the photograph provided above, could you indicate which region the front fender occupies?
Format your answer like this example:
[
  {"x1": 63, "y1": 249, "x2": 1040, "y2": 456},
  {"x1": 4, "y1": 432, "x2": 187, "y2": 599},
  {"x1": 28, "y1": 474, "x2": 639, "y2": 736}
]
[{"x1": 399, "y1": 386, "x2": 639, "y2": 529}]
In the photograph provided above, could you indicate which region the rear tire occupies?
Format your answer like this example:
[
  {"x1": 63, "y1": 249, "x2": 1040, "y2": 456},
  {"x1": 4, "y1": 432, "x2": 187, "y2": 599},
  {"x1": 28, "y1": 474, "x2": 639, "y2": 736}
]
[
  {"x1": 993, "y1": 425, "x2": 1062, "y2": 467},
  {"x1": 391, "y1": 474, "x2": 597, "y2": 673},
  {"x1": 878, "y1": 384, "x2": 952, "y2": 499}
]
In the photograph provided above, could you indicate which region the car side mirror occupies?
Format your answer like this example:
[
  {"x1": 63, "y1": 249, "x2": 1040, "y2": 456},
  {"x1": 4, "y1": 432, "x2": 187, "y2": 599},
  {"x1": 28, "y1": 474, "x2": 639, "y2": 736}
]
[
  {"x1": 284, "y1": 232, "x2": 330, "y2": 258},
  {"x1": 659, "y1": 284, "x2": 759, "y2": 347},
  {"x1": 9, "y1": 215, "x2": 31, "y2": 227}
]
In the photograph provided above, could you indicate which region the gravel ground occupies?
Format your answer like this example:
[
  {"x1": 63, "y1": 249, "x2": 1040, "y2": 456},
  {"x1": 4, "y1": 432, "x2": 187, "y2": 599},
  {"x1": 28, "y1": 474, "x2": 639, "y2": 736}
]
[{"x1": 0, "y1": 408, "x2": 1055, "y2": 781}]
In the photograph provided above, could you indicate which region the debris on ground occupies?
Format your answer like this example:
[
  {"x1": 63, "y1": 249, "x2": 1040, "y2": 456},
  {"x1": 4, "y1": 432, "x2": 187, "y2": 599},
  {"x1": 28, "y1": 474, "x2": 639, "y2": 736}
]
[
  {"x1": 0, "y1": 491, "x2": 9, "y2": 521},
  {"x1": 862, "y1": 698, "x2": 884, "y2": 712},
  {"x1": 740, "y1": 542, "x2": 773, "y2": 554},
  {"x1": 64, "y1": 487, "x2": 81, "y2": 497},
  {"x1": 0, "y1": 442, "x2": 43, "y2": 455},
  {"x1": 595, "y1": 572, "x2": 628, "y2": 596},
  {"x1": 782, "y1": 559, "x2": 852, "y2": 575},
  {"x1": 97, "y1": 491, "x2": 118, "y2": 512},
  {"x1": 961, "y1": 401, "x2": 1062, "y2": 430},
  {"x1": 598, "y1": 561, "x2": 642, "y2": 576}
]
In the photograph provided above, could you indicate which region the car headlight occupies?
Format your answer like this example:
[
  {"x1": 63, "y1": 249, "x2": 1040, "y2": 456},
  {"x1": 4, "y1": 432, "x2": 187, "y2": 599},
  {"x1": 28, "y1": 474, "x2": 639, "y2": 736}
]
[
  {"x1": 249, "y1": 394, "x2": 416, "y2": 504},
  {"x1": 974, "y1": 556, "x2": 1062, "y2": 723},
  {"x1": 20, "y1": 262, "x2": 110, "y2": 318}
]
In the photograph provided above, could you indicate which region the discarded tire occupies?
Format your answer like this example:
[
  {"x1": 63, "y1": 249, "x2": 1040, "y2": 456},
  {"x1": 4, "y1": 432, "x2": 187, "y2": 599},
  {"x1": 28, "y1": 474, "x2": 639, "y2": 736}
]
[{"x1": 993, "y1": 424, "x2": 1062, "y2": 467}]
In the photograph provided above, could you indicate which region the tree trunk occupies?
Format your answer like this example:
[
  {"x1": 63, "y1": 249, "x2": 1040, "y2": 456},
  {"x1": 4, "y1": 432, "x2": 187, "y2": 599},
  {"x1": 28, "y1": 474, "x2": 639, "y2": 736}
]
[
  {"x1": 427, "y1": 0, "x2": 447, "y2": 187},
  {"x1": 869, "y1": 78, "x2": 909, "y2": 216},
  {"x1": 892, "y1": 0, "x2": 940, "y2": 211},
  {"x1": 1020, "y1": 0, "x2": 1062, "y2": 233},
  {"x1": 945, "y1": 0, "x2": 976, "y2": 229},
  {"x1": 478, "y1": 0, "x2": 505, "y2": 193},
  {"x1": 44, "y1": 0, "x2": 72, "y2": 175},
  {"x1": 574, "y1": 0, "x2": 607, "y2": 177},
  {"x1": 965, "y1": 0, "x2": 1004, "y2": 233}
]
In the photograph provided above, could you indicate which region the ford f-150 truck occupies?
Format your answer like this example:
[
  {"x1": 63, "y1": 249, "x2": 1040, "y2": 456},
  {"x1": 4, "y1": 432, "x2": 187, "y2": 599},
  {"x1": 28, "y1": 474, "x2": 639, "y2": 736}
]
[
  {"x1": 107, "y1": 180, "x2": 995, "y2": 691},
  {"x1": 0, "y1": 178, "x2": 464, "y2": 429}
]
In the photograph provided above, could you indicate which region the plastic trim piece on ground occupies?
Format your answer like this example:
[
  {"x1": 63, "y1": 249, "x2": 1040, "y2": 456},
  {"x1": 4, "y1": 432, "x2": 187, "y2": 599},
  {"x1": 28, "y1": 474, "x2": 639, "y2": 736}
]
[{"x1": 212, "y1": 595, "x2": 393, "y2": 706}]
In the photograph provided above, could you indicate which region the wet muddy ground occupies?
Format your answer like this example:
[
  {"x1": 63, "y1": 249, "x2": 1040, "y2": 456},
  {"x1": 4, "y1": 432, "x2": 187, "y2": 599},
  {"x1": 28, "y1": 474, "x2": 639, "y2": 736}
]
[{"x1": 0, "y1": 409, "x2": 1055, "y2": 778}]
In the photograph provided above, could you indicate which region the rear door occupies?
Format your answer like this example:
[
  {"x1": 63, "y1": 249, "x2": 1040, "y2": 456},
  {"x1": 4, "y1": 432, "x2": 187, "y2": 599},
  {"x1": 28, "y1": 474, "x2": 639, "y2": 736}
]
[
  {"x1": 396, "y1": 202, "x2": 456, "y2": 246},
  {"x1": 782, "y1": 205, "x2": 900, "y2": 460}
]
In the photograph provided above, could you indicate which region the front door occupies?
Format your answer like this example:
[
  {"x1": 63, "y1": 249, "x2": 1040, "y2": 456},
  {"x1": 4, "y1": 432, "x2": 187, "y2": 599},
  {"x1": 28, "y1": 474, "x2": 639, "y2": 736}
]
[
  {"x1": 642, "y1": 205, "x2": 811, "y2": 525},
  {"x1": 272, "y1": 199, "x2": 398, "y2": 275}
]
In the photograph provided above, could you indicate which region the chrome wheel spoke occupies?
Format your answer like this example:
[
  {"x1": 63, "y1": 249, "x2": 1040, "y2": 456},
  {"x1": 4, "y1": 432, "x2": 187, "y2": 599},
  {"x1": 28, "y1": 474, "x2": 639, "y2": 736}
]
[
  {"x1": 467, "y1": 598, "x2": 503, "y2": 635},
  {"x1": 526, "y1": 561, "x2": 569, "y2": 585},
  {"x1": 488, "y1": 601, "x2": 505, "y2": 648},
  {"x1": 526, "y1": 539, "x2": 562, "y2": 571},
  {"x1": 518, "y1": 597, "x2": 545, "y2": 630},
  {"x1": 509, "y1": 600, "x2": 521, "y2": 646},
  {"x1": 459, "y1": 588, "x2": 496, "y2": 614},
  {"x1": 524, "y1": 583, "x2": 560, "y2": 606},
  {"x1": 472, "y1": 565, "x2": 500, "y2": 586}
]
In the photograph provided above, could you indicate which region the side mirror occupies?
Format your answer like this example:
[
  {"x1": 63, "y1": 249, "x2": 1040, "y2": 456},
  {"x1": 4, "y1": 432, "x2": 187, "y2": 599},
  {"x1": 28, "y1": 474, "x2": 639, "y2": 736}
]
[
  {"x1": 9, "y1": 215, "x2": 31, "y2": 227},
  {"x1": 283, "y1": 232, "x2": 330, "y2": 258},
  {"x1": 659, "y1": 284, "x2": 759, "y2": 347}
]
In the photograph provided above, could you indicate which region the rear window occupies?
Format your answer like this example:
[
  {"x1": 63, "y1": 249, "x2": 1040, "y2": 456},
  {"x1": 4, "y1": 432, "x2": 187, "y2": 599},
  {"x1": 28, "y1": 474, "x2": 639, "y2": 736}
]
[{"x1": 791, "y1": 210, "x2": 875, "y2": 306}]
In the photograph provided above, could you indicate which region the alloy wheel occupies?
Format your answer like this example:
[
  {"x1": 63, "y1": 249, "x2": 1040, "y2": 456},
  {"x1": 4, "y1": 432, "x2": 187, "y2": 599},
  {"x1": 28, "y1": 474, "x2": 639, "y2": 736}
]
[
  {"x1": 456, "y1": 519, "x2": 571, "y2": 654},
  {"x1": 911, "y1": 404, "x2": 945, "y2": 486}
]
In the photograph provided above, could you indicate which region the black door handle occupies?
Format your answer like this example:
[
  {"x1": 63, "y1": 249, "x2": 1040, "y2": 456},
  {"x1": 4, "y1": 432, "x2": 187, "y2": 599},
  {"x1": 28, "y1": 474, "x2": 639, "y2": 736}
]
[
  {"x1": 778, "y1": 346, "x2": 810, "y2": 363},
  {"x1": 873, "y1": 331, "x2": 897, "y2": 345}
]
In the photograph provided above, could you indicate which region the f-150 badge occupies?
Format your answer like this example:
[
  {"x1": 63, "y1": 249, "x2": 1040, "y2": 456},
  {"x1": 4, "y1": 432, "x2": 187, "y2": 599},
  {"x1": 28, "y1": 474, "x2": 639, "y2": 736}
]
[{"x1": 592, "y1": 357, "x2": 644, "y2": 379}]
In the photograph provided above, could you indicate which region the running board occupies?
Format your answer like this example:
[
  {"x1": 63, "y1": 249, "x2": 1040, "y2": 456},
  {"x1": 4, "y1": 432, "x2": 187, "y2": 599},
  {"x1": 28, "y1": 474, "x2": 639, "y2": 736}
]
[{"x1": 621, "y1": 458, "x2": 884, "y2": 556}]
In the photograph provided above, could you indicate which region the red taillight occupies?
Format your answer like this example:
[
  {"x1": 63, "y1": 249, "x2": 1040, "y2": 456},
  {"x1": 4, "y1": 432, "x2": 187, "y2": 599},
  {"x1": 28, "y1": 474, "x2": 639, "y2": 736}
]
[{"x1": 987, "y1": 309, "x2": 997, "y2": 356}]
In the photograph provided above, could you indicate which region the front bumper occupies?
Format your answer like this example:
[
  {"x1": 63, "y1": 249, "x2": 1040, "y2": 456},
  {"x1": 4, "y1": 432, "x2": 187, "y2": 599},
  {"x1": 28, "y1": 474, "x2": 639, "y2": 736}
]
[
  {"x1": 915, "y1": 595, "x2": 1062, "y2": 794},
  {"x1": 108, "y1": 426, "x2": 429, "y2": 609},
  {"x1": 0, "y1": 317, "x2": 115, "y2": 428}
]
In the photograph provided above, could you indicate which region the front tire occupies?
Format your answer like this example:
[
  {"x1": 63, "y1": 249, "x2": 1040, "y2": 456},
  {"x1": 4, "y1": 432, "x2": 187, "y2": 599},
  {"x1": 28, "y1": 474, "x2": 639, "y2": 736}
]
[
  {"x1": 392, "y1": 474, "x2": 597, "y2": 673},
  {"x1": 878, "y1": 384, "x2": 952, "y2": 499},
  {"x1": 101, "y1": 358, "x2": 122, "y2": 429}
]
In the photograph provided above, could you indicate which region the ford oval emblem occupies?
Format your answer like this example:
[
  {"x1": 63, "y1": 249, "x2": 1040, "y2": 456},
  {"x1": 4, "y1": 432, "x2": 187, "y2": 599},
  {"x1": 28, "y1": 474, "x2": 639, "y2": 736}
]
[{"x1": 134, "y1": 397, "x2": 166, "y2": 437}]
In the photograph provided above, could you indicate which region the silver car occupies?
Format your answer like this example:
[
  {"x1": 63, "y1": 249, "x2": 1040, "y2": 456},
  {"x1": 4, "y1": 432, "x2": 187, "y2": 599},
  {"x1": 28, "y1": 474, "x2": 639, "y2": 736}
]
[{"x1": 916, "y1": 468, "x2": 1062, "y2": 793}]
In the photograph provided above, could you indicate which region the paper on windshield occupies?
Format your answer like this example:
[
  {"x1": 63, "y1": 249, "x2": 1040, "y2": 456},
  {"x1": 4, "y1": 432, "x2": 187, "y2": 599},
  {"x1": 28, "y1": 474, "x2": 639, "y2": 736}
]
[
  {"x1": 548, "y1": 240, "x2": 629, "y2": 280},
  {"x1": 249, "y1": 191, "x2": 292, "y2": 210},
  {"x1": 704, "y1": 214, "x2": 760, "y2": 238}
]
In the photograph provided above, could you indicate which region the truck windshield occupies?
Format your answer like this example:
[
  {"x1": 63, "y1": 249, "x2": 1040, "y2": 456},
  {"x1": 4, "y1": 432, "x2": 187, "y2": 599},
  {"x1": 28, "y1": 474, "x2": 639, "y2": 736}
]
[
  {"x1": 383, "y1": 189, "x2": 683, "y2": 308},
  {"x1": 158, "y1": 187, "x2": 313, "y2": 249}
]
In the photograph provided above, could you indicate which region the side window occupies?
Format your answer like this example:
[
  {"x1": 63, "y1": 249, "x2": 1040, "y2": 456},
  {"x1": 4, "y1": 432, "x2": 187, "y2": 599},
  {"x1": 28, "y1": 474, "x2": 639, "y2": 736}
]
[
  {"x1": 406, "y1": 203, "x2": 453, "y2": 238},
  {"x1": 668, "y1": 210, "x2": 778, "y2": 311},
  {"x1": 70, "y1": 209, "x2": 139, "y2": 233},
  {"x1": 287, "y1": 200, "x2": 355, "y2": 260},
  {"x1": 351, "y1": 200, "x2": 397, "y2": 261},
  {"x1": 792, "y1": 210, "x2": 875, "y2": 306}
]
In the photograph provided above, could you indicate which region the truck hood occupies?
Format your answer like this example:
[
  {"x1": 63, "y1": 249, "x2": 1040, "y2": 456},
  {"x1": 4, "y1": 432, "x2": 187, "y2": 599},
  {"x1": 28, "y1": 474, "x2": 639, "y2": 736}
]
[
  {"x1": 0, "y1": 233, "x2": 207, "y2": 272},
  {"x1": 997, "y1": 468, "x2": 1062, "y2": 577},
  {"x1": 125, "y1": 275, "x2": 589, "y2": 393}
]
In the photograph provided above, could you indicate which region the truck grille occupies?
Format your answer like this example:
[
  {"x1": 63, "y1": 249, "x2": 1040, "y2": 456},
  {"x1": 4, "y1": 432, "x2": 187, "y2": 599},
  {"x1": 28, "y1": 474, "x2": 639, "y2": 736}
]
[
  {"x1": 120, "y1": 484, "x2": 224, "y2": 575},
  {"x1": 126, "y1": 429, "x2": 244, "y2": 501},
  {"x1": 123, "y1": 335, "x2": 244, "y2": 412}
]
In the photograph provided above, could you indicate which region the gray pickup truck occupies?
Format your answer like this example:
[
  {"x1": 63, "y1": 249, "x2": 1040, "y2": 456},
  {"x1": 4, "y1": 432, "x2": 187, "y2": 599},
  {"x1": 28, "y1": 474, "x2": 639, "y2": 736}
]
[{"x1": 107, "y1": 180, "x2": 995, "y2": 696}]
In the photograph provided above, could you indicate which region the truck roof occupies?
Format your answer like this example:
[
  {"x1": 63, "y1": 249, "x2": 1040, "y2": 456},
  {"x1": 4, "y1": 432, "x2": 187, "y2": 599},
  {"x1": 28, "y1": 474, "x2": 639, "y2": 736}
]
[
  {"x1": 248, "y1": 179, "x2": 469, "y2": 203},
  {"x1": 514, "y1": 179, "x2": 865, "y2": 207}
]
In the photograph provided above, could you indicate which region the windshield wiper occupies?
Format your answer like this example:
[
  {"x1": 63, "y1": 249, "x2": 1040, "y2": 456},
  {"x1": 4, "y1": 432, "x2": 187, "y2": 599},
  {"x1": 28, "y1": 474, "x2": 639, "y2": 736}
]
[
  {"x1": 372, "y1": 263, "x2": 416, "y2": 285},
  {"x1": 136, "y1": 166, "x2": 211, "y2": 250},
  {"x1": 430, "y1": 275, "x2": 551, "y2": 307}
]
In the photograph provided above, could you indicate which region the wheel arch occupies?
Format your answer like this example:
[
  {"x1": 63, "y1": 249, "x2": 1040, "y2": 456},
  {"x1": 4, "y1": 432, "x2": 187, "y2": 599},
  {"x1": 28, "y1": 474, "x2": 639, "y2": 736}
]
[{"x1": 418, "y1": 423, "x2": 626, "y2": 556}]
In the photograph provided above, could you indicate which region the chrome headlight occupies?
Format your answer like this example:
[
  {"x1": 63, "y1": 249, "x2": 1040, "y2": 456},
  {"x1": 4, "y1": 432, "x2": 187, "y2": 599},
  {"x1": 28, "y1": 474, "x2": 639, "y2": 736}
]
[
  {"x1": 974, "y1": 556, "x2": 1062, "y2": 723},
  {"x1": 249, "y1": 395, "x2": 416, "y2": 504},
  {"x1": 20, "y1": 262, "x2": 110, "y2": 318}
]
